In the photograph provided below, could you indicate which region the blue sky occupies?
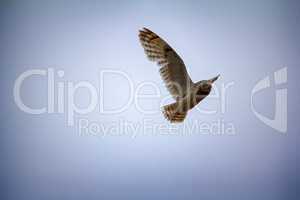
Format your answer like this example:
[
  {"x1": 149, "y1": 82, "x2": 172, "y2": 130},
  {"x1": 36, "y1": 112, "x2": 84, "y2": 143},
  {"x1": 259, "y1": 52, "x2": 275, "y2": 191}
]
[{"x1": 1, "y1": 0, "x2": 299, "y2": 199}]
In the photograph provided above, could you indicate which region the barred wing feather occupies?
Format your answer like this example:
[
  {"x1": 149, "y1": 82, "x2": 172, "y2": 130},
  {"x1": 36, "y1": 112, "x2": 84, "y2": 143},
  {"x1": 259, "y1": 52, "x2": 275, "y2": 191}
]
[{"x1": 138, "y1": 28, "x2": 193, "y2": 99}]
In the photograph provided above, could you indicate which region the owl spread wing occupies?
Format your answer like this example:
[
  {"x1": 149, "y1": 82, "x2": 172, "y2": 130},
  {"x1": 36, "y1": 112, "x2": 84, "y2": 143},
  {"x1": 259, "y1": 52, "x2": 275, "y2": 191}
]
[{"x1": 138, "y1": 28, "x2": 193, "y2": 100}]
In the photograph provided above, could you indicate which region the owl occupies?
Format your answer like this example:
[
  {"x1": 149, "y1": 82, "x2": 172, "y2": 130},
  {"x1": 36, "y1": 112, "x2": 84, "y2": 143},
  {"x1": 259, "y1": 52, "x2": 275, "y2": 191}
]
[{"x1": 139, "y1": 28, "x2": 219, "y2": 123}]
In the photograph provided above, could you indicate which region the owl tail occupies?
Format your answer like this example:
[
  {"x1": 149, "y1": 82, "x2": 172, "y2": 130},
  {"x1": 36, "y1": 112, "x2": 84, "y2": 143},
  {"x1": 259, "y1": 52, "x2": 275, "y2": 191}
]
[{"x1": 162, "y1": 102, "x2": 187, "y2": 123}]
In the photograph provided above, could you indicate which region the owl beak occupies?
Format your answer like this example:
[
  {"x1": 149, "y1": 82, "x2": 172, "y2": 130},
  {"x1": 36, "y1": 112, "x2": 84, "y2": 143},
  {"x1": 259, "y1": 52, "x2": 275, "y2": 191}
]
[{"x1": 208, "y1": 74, "x2": 220, "y2": 84}]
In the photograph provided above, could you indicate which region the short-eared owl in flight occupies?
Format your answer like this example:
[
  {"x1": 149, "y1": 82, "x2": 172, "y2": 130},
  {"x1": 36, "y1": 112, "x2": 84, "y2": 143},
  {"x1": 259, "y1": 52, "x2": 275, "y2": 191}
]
[{"x1": 138, "y1": 28, "x2": 219, "y2": 123}]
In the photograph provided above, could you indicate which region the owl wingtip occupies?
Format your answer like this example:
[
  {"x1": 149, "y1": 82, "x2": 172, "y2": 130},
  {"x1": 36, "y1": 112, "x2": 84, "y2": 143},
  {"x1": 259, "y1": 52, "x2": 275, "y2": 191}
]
[
  {"x1": 209, "y1": 74, "x2": 220, "y2": 83},
  {"x1": 143, "y1": 27, "x2": 152, "y2": 32}
]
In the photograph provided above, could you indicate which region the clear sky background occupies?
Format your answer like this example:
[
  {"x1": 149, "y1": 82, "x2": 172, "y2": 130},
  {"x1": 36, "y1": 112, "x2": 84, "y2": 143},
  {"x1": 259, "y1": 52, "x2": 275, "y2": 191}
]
[{"x1": 1, "y1": 0, "x2": 299, "y2": 199}]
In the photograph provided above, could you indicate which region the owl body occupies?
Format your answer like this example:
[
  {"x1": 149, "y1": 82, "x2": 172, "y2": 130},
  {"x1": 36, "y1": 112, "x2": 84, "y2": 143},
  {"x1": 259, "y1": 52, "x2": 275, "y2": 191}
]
[{"x1": 175, "y1": 81, "x2": 212, "y2": 112}]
